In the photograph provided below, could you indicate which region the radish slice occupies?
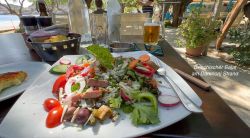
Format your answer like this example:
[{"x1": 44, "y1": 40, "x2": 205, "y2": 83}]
[
  {"x1": 60, "y1": 59, "x2": 71, "y2": 65},
  {"x1": 158, "y1": 95, "x2": 180, "y2": 107}
]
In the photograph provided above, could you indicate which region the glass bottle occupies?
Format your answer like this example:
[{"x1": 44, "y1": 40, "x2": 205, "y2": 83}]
[{"x1": 68, "y1": 0, "x2": 92, "y2": 43}]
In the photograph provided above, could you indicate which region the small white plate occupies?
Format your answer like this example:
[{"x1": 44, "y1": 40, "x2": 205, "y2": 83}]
[
  {"x1": 0, "y1": 62, "x2": 51, "y2": 102},
  {"x1": 0, "y1": 52, "x2": 202, "y2": 138}
]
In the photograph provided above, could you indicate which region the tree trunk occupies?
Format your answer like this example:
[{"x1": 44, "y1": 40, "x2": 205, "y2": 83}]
[
  {"x1": 172, "y1": 3, "x2": 181, "y2": 27},
  {"x1": 177, "y1": 0, "x2": 192, "y2": 26},
  {"x1": 19, "y1": 18, "x2": 24, "y2": 32},
  {"x1": 120, "y1": 3, "x2": 125, "y2": 13}
]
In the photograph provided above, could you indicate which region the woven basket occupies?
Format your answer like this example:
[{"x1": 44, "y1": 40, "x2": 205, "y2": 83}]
[{"x1": 28, "y1": 33, "x2": 81, "y2": 62}]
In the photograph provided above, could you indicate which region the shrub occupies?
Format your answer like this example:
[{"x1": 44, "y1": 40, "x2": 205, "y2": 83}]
[
  {"x1": 228, "y1": 26, "x2": 250, "y2": 66},
  {"x1": 177, "y1": 8, "x2": 221, "y2": 49}
]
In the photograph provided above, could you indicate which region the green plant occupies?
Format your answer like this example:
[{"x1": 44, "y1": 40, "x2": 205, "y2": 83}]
[
  {"x1": 228, "y1": 26, "x2": 250, "y2": 66},
  {"x1": 177, "y1": 8, "x2": 221, "y2": 49}
]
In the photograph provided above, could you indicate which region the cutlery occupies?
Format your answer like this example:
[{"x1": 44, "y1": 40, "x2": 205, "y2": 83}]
[
  {"x1": 155, "y1": 60, "x2": 203, "y2": 113},
  {"x1": 174, "y1": 68, "x2": 211, "y2": 91}
]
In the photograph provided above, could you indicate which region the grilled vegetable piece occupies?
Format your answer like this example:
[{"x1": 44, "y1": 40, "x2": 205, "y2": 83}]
[
  {"x1": 0, "y1": 71, "x2": 27, "y2": 92},
  {"x1": 93, "y1": 105, "x2": 112, "y2": 121}
]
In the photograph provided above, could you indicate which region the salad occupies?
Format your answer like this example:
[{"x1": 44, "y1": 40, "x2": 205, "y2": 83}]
[{"x1": 43, "y1": 45, "x2": 180, "y2": 129}]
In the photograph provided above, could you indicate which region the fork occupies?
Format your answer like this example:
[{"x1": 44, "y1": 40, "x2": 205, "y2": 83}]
[{"x1": 154, "y1": 59, "x2": 203, "y2": 113}]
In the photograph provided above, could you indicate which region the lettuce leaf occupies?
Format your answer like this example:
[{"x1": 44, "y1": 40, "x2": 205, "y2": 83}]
[
  {"x1": 87, "y1": 45, "x2": 114, "y2": 69},
  {"x1": 109, "y1": 96, "x2": 122, "y2": 108},
  {"x1": 131, "y1": 103, "x2": 160, "y2": 125},
  {"x1": 121, "y1": 104, "x2": 134, "y2": 114},
  {"x1": 130, "y1": 91, "x2": 159, "y2": 125}
]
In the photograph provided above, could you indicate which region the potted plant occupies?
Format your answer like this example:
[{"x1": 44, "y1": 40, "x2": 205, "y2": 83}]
[{"x1": 177, "y1": 8, "x2": 220, "y2": 56}]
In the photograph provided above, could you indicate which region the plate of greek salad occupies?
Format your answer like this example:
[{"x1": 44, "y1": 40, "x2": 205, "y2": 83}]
[{"x1": 0, "y1": 45, "x2": 202, "y2": 138}]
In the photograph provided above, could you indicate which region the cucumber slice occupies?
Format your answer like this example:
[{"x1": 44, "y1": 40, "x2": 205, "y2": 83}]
[{"x1": 50, "y1": 64, "x2": 68, "y2": 74}]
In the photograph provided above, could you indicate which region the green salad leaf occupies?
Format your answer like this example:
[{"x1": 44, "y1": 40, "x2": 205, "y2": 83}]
[
  {"x1": 131, "y1": 103, "x2": 160, "y2": 125},
  {"x1": 71, "y1": 83, "x2": 80, "y2": 92},
  {"x1": 87, "y1": 45, "x2": 114, "y2": 69},
  {"x1": 130, "y1": 92, "x2": 159, "y2": 125},
  {"x1": 134, "y1": 92, "x2": 158, "y2": 113},
  {"x1": 109, "y1": 96, "x2": 122, "y2": 108},
  {"x1": 121, "y1": 104, "x2": 134, "y2": 114}
]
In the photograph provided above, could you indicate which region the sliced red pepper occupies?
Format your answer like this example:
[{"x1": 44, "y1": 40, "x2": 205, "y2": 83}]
[
  {"x1": 120, "y1": 88, "x2": 131, "y2": 101},
  {"x1": 66, "y1": 65, "x2": 84, "y2": 79},
  {"x1": 133, "y1": 63, "x2": 156, "y2": 78},
  {"x1": 81, "y1": 66, "x2": 95, "y2": 77},
  {"x1": 52, "y1": 74, "x2": 67, "y2": 98},
  {"x1": 142, "y1": 63, "x2": 156, "y2": 73}
]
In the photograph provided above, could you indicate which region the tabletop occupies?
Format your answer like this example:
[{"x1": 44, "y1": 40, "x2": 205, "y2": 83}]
[{"x1": 0, "y1": 33, "x2": 249, "y2": 138}]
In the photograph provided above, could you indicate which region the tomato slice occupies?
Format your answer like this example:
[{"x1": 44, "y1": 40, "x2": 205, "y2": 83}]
[
  {"x1": 52, "y1": 74, "x2": 67, "y2": 98},
  {"x1": 43, "y1": 98, "x2": 61, "y2": 112},
  {"x1": 46, "y1": 106, "x2": 63, "y2": 128}
]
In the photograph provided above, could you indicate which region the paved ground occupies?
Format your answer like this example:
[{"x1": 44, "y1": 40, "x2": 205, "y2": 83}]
[{"x1": 165, "y1": 28, "x2": 250, "y2": 127}]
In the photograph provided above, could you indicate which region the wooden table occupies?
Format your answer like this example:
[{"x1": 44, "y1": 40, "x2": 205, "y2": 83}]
[{"x1": 0, "y1": 34, "x2": 249, "y2": 138}]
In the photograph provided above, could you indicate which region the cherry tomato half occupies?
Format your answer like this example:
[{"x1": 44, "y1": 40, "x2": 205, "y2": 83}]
[
  {"x1": 46, "y1": 105, "x2": 63, "y2": 128},
  {"x1": 43, "y1": 98, "x2": 61, "y2": 112},
  {"x1": 52, "y1": 74, "x2": 67, "y2": 98}
]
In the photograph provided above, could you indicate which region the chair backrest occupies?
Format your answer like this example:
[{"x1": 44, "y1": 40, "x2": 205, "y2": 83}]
[{"x1": 118, "y1": 13, "x2": 150, "y2": 43}]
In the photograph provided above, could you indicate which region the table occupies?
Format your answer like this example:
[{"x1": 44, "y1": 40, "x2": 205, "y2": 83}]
[{"x1": 0, "y1": 33, "x2": 249, "y2": 138}]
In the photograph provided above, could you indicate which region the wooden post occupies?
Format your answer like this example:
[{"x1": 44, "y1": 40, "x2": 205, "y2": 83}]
[
  {"x1": 172, "y1": 2, "x2": 181, "y2": 27},
  {"x1": 216, "y1": 0, "x2": 248, "y2": 50},
  {"x1": 178, "y1": 0, "x2": 192, "y2": 25}
]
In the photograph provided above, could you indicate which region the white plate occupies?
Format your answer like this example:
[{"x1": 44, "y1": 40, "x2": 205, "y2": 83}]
[
  {"x1": 0, "y1": 51, "x2": 202, "y2": 138},
  {"x1": 0, "y1": 62, "x2": 51, "y2": 102}
]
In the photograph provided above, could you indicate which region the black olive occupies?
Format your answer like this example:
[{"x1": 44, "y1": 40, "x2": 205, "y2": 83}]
[{"x1": 75, "y1": 108, "x2": 90, "y2": 125}]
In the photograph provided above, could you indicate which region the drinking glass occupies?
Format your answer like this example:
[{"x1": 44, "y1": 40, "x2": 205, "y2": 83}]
[{"x1": 143, "y1": 19, "x2": 163, "y2": 55}]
